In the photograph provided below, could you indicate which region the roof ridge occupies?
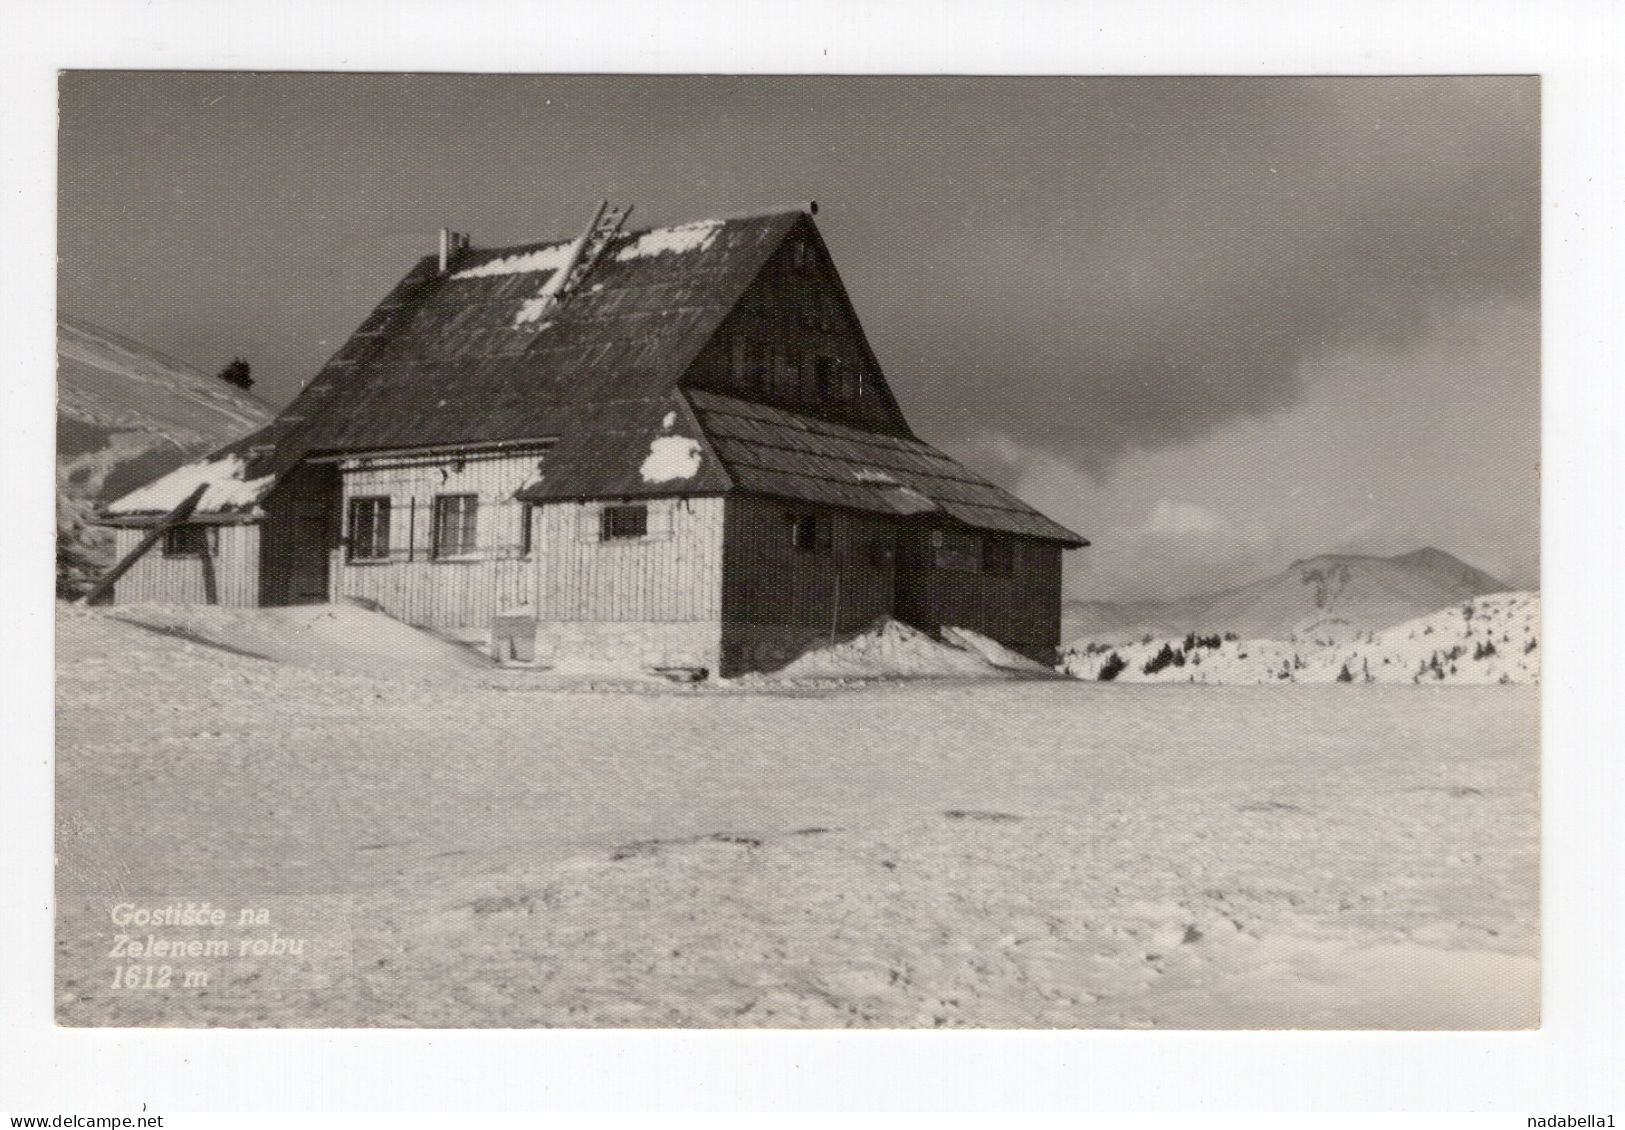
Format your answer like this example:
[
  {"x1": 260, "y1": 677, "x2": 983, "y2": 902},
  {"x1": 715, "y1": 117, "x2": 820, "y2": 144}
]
[{"x1": 448, "y1": 206, "x2": 816, "y2": 268}]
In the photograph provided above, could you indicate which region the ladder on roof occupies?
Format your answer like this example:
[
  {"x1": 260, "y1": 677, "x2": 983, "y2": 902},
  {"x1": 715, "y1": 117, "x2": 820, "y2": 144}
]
[{"x1": 531, "y1": 200, "x2": 632, "y2": 318}]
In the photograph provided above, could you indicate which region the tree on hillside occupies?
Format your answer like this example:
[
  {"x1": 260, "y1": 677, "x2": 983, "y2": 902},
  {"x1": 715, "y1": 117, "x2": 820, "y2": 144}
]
[{"x1": 216, "y1": 356, "x2": 253, "y2": 391}]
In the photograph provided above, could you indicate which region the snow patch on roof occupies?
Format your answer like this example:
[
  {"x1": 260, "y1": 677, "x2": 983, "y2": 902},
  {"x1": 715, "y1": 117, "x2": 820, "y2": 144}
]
[
  {"x1": 451, "y1": 243, "x2": 573, "y2": 279},
  {"x1": 854, "y1": 468, "x2": 900, "y2": 485},
  {"x1": 660, "y1": 411, "x2": 677, "y2": 429},
  {"x1": 616, "y1": 220, "x2": 723, "y2": 261},
  {"x1": 104, "y1": 454, "x2": 276, "y2": 516},
  {"x1": 639, "y1": 435, "x2": 703, "y2": 483},
  {"x1": 515, "y1": 274, "x2": 570, "y2": 326}
]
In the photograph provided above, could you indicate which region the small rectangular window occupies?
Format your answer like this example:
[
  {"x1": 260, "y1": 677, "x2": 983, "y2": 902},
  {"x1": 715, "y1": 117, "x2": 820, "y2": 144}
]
[
  {"x1": 749, "y1": 340, "x2": 774, "y2": 390},
  {"x1": 601, "y1": 504, "x2": 648, "y2": 541},
  {"x1": 981, "y1": 535, "x2": 1016, "y2": 577},
  {"x1": 732, "y1": 337, "x2": 771, "y2": 391},
  {"x1": 777, "y1": 346, "x2": 802, "y2": 398},
  {"x1": 932, "y1": 528, "x2": 981, "y2": 571},
  {"x1": 347, "y1": 496, "x2": 391, "y2": 561},
  {"x1": 517, "y1": 501, "x2": 535, "y2": 557},
  {"x1": 162, "y1": 523, "x2": 211, "y2": 558},
  {"x1": 790, "y1": 512, "x2": 833, "y2": 555},
  {"x1": 432, "y1": 493, "x2": 479, "y2": 558},
  {"x1": 814, "y1": 356, "x2": 838, "y2": 400}
]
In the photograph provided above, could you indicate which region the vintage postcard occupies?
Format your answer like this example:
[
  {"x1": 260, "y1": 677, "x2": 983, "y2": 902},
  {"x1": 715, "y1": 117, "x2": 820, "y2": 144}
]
[{"x1": 53, "y1": 73, "x2": 1539, "y2": 1030}]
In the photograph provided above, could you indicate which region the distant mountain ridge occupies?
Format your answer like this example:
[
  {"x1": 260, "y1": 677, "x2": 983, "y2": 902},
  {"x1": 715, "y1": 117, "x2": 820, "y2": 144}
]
[
  {"x1": 1063, "y1": 548, "x2": 1512, "y2": 646},
  {"x1": 1062, "y1": 591, "x2": 1539, "y2": 685},
  {"x1": 56, "y1": 316, "x2": 272, "y2": 596}
]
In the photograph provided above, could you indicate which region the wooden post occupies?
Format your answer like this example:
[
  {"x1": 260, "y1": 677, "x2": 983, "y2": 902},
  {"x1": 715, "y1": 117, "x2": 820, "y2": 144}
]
[
  {"x1": 829, "y1": 561, "x2": 842, "y2": 645},
  {"x1": 78, "y1": 484, "x2": 210, "y2": 606},
  {"x1": 198, "y1": 527, "x2": 220, "y2": 606}
]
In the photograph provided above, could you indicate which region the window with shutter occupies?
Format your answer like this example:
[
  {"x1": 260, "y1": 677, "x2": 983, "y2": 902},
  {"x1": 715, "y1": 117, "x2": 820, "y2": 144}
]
[
  {"x1": 517, "y1": 501, "x2": 535, "y2": 557},
  {"x1": 432, "y1": 494, "x2": 478, "y2": 558},
  {"x1": 347, "y1": 496, "x2": 392, "y2": 561}
]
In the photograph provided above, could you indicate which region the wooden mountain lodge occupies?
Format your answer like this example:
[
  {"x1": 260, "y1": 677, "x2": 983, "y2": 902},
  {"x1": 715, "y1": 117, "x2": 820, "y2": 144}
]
[{"x1": 97, "y1": 203, "x2": 1087, "y2": 675}]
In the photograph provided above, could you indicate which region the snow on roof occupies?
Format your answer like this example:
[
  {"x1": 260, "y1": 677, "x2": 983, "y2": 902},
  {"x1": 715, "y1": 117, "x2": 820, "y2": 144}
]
[
  {"x1": 450, "y1": 242, "x2": 573, "y2": 279},
  {"x1": 104, "y1": 453, "x2": 276, "y2": 516},
  {"x1": 639, "y1": 435, "x2": 704, "y2": 483},
  {"x1": 615, "y1": 220, "x2": 723, "y2": 261}
]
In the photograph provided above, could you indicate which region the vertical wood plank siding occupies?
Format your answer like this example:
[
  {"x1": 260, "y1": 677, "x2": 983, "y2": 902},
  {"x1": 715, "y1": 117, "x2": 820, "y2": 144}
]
[
  {"x1": 534, "y1": 496, "x2": 724, "y2": 623},
  {"x1": 333, "y1": 451, "x2": 547, "y2": 632},
  {"x1": 719, "y1": 495, "x2": 896, "y2": 673},
  {"x1": 109, "y1": 523, "x2": 260, "y2": 607},
  {"x1": 335, "y1": 446, "x2": 725, "y2": 642}
]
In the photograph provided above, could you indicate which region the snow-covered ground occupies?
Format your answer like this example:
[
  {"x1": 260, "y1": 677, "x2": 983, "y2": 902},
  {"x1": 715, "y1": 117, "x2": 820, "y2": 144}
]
[
  {"x1": 56, "y1": 604, "x2": 1538, "y2": 1028},
  {"x1": 1063, "y1": 592, "x2": 1539, "y2": 685}
]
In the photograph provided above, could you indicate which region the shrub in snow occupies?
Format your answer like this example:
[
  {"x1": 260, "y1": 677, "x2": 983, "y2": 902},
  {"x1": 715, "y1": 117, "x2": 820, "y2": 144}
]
[
  {"x1": 1142, "y1": 643, "x2": 1185, "y2": 675},
  {"x1": 216, "y1": 356, "x2": 253, "y2": 391},
  {"x1": 1097, "y1": 652, "x2": 1128, "y2": 681},
  {"x1": 1336, "y1": 663, "x2": 1354, "y2": 683}
]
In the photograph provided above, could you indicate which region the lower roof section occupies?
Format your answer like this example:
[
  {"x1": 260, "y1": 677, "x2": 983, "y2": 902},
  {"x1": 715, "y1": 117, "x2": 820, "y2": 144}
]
[
  {"x1": 102, "y1": 391, "x2": 1086, "y2": 547},
  {"x1": 679, "y1": 391, "x2": 1087, "y2": 546}
]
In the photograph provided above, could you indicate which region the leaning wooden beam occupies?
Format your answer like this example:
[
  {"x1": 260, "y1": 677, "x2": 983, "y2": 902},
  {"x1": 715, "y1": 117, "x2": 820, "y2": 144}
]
[{"x1": 78, "y1": 483, "x2": 210, "y2": 606}]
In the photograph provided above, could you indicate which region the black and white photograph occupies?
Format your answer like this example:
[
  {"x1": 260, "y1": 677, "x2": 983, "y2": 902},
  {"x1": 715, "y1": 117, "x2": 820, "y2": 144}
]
[
  {"x1": 49, "y1": 71, "x2": 1543, "y2": 1031},
  {"x1": 7, "y1": 1, "x2": 1624, "y2": 1115}
]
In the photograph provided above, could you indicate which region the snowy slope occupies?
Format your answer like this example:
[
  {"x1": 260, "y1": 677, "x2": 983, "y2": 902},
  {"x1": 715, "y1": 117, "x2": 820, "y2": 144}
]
[
  {"x1": 58, "y1": 316, "x2": 271, "y2": 501},
  {"x1": 1062, "y1": 591, "x2": 1540, "y2": 685},
  {"x1": 1063, "y1": 548, "x2": 1511, "y2": 646},
  {"x1": 55, "y1": 604, "x2": 1538, "y2": 1028},
  {"x1": 56, "y1": 317, "x2": 272, "y2": 595}
]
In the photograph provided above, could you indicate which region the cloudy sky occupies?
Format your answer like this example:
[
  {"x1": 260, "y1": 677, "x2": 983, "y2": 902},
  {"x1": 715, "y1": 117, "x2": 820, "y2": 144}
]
[{"x1": 58, "y1": 74, "x2": 1539, "y2": 600}]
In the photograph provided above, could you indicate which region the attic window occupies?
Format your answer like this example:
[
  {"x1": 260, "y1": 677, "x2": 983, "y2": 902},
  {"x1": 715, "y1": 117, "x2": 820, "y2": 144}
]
[
  {"x1": 814, "y1": 356, "x2": 838, "y2": 400},
  {"x1": 601, "y1": 504, "x2": 648, "y2": 541},
  {"x1": 162, "y1": 524, "x2": 211, "y2": 558},
  {"x1": 733, "y1": 337, "x2": 774, "y2": 391}
]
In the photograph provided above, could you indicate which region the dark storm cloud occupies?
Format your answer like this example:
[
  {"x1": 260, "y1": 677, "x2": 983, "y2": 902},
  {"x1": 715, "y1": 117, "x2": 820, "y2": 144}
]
[
  {"x1": 58, "y1": 75, "x2": 1538, "y2": 482},
  {"x1": 857, "y1": 78, "x2": 1540, "y2": 478}
]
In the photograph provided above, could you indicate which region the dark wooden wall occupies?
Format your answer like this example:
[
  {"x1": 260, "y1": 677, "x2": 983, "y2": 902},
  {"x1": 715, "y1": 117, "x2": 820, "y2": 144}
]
[
  {"x1": 719, "y1": 495, "x2": 897, "y2": 673},
  {"x1": 893, "y1": 527, "x2": 1064, "y2": 663},
  {"x1": 682, "y1": 219, "x2": 910, "y2": 435},
  {"x1": 259, "y1": 463, "x2": 340, "y2": 607}
]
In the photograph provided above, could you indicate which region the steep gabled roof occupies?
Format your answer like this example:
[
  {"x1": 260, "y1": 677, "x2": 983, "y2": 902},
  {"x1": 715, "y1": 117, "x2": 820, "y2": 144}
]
[
  {"x1": 105, "y1": 206, "x2": 1085, "y2": 547},
  {"x1": 243, "y1": 209, "x2": 807, "y2": 478}
]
